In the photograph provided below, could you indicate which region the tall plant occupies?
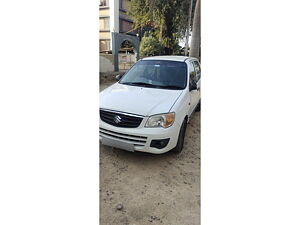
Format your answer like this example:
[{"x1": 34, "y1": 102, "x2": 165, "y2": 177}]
[{"x1": 128, "y1": 0, "x2": 190, "y2": 55}]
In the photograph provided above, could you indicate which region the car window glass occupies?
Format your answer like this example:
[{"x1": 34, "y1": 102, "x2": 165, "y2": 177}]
[
  {"x1": 120, "y1": 60, "x2": 188, "y2": 89},
  {"x1": 193, "y1": 61, "x2": 201, "y2": 81},
  {"x1": 189, "y1": 61, "x2": 196, "y2": 84},
  {"x1": 193, "y1": 61, "x2": 200, "y2": 74}
]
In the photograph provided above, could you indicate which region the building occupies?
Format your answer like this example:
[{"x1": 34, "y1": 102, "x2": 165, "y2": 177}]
[{"x1": 99, "y1": 0, "x2": 138, "y2": 52}]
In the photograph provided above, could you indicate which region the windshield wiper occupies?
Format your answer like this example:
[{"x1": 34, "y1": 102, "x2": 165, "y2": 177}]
[
  {"x1": 156, "y1": 85, "x2": 183, "y2": 90},
  {"x1": 121, "y1": 82, "x2": 183, "y2": 90},
  {"x1": 121, "y1": 82, "x2": 159, "y2": 88}
]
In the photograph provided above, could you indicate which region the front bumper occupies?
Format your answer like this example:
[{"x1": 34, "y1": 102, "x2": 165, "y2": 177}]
[{"x1": 99, "y1": 119, "x2": 180, "y2": 154}]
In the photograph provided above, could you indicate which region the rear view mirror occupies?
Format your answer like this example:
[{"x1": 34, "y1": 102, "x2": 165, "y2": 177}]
[
  {"x1": 116, "y1": 74, "x2": 122, "y2": 81},
  {"x1": 189, "y1": 82, "x2": 197, "y2": 91}
]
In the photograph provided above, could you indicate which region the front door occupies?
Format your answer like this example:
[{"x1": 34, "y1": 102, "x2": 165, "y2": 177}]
[{"x1": 188, "y1": 60, "x2": 201, "y2": 116}]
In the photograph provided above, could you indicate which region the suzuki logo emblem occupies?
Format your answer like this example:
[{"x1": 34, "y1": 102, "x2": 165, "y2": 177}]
[{"x1": 114, "y1": 115, "x2": 122, "y2": 124}]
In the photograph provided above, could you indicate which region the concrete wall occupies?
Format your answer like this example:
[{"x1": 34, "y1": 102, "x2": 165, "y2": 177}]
[
  {"x1": 100, "y1": 54, "x2": 114, "y2": 73},
  {"x1": 109, "y1": 0, "x2": 119, "y2": 33},
  {"x1": 118, "y1": 53, "x2": 136, "y2": 70},
  {"x1": 99, "y1": 8, "x2": 110, "y2": 16},
  {"x1": 100, "y1": 32, "x2": 111, "y2": 39}
]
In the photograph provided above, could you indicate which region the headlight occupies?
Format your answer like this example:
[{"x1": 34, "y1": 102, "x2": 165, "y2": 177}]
[{"x1": 145, "y1": 112, "x2": 175, "y2": 128}]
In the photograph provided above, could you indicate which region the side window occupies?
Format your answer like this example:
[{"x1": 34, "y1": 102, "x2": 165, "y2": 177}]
[
  {"x1": 189, "y1": 61, "x2": 196, "y2": 84},
  {"x1": 192, "y1": 61, "x2": 201, "y2": 81}
]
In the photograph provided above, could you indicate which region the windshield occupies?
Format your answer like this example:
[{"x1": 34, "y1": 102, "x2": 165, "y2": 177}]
[{"x1": 119, "y1": 60, "x2": 187, "y2": 90}]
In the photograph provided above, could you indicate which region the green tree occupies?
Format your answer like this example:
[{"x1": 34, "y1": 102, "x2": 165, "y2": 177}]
[
  {"x1": 128, "y1": 0, "x2": 190, "y2": 55},
  {"x1": 139, "y1": 32, "x2": 164, "y2": 57},
  {"x1": 173, "y1": 41, "x2": 185, "y2": 56}
]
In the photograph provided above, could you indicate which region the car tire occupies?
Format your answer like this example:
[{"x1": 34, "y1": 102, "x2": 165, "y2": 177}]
[
  {"x1": 195, "y1": 100, "x2": 201, "y2": 112},
  {"x1": 172, "y1": 118, "x2": 187, "y2": 154}
]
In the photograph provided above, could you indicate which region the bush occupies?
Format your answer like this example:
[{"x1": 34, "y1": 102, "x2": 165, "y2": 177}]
[{"x1": 140, "y1": 34, "x2": 163, "y2": 57}]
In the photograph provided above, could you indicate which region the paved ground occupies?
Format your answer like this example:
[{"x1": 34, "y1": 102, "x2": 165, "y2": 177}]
[{"x1": 100, "y1": 81, "x2": 201, "y2": 225}]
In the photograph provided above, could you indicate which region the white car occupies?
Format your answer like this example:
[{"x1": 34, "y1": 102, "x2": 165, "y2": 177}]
[{"x1": 99, "y1": 56, "x2": 200, "y2": 154}]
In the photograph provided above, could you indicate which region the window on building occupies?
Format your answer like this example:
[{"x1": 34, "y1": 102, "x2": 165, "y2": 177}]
[
  {"x1": 100, "y1": 0, "x2": 109, "y2": 7},
  {"x1": 100, "y1": 40, "x2": 111, "y2": 51},
  {"x1": 100, "y1": 17, "x2": 110, "y2": 30}
]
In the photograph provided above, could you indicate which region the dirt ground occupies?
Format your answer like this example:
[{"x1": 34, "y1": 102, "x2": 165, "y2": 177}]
[{"x1": 100, "y1": 80, "x2": 201, "y2": 225}]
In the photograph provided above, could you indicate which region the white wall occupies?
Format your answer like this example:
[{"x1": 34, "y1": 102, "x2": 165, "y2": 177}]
[
  {"x1": 108, "y1": 0, "x2": 120, "y2": 50},
  {"x1": 100, "y1": 54, "x2": 114, "y2": 73},
  {"x1": 118, "y1": 53, "x2": 136, "y2": 70},
  {"x1": 109, "y1": 0, "x2": 119, "y2": 44}
]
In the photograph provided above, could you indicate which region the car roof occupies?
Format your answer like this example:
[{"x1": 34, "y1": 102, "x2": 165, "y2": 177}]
[{"x1": 141, "y1": 55, "x2": 199, "y2": 62}]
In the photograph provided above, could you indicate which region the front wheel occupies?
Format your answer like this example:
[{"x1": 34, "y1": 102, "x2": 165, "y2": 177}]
[
  {"x1": 172, "y1": 119, "x2": 187, "y2": 154},
  {"x1": 195, "y1": 100, "x2": 201, "y2": 112}
]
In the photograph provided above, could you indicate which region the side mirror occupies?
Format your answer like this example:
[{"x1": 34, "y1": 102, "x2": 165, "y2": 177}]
[
  {"x1": 189, "y1": 82, "x2": 197, "y2": 91},
  {"x1": 115, "y1": 74, "x2": 122, "y2": 81}
]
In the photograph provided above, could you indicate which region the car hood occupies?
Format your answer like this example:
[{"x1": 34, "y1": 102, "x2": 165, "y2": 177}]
[{"x1": 100, "y1": 83, "x2": 183, "y2": 116}]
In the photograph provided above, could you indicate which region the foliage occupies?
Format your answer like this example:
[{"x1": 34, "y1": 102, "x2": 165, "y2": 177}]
[
  {"x1": 128, "y1": 0, "x2": 191, "y2": 55},
  {"x1": 139, "y1": 32, "x2": 164, "y2": 57},
  {"x1": 172, "y1": 42, "x2": 185, "y2": 56}
]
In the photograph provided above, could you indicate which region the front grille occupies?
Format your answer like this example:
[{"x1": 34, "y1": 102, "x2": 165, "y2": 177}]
[
  {"x1": 99, "y1": 128, "x2": 147, "y2": 146},
  {"x1": 100, "y1": 109, "x2": 144, "y2": 128}
]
